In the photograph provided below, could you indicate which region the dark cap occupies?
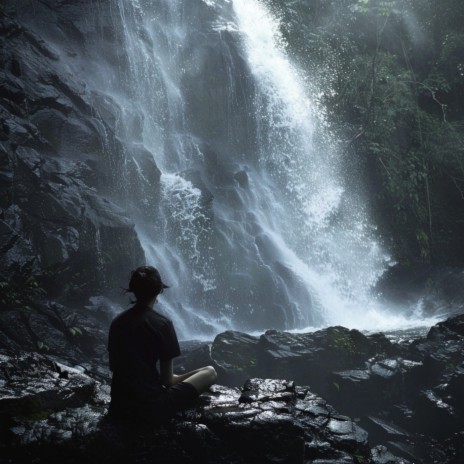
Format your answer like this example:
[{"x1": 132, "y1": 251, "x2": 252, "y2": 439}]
[{"x1": 128, "y1": 265, "x2": 169, "y2": 301}]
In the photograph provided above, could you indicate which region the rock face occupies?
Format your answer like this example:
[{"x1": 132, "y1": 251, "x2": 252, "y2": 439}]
[
  {"x1": 0, "y1": 350, "x2": 403, "y2": 464},
  {"x1": 0, "y1": 0, "x2": 327, "y2": 336},
  {"x1": 0, "y1": 1, "x2": 146, "y2": 312},
  {"x1": 376, "y1": 265, "x2": 464, "y2": 319},
  {"x1": 0, "y1": 298, "x2": 113, "y2": 380}
]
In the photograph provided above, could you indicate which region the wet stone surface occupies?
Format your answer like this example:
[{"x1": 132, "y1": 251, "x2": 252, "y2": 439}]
[
  {"x1": 1, "y1": 315, "x2": 463, "y2": 463},
  {"x1": 205, "y1": 315, "x2": 464, "y2": 463},
  {"x1": 0, "y1": 350, "x2": 404, "y2": 464}
]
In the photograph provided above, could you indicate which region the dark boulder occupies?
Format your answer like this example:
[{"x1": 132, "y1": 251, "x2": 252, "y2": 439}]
[
  {"x1": 328, "y1": 358, "x2": 423, "y2": 419},
  {"x1": 426, "y1": 313, "x2": 464, "y2": 342},
  {"x1": 4, "y1": 314, "x2": 464, "y2": 463},
  {"x1": 211, "y1": 330, "x2": 260, "y2": 384},
  {"x1": 210, "y1": 325, "x2": 400, "y2": 394},
  {"x1": 377, "y1": 265, "x2": 464, "y2": 319}
]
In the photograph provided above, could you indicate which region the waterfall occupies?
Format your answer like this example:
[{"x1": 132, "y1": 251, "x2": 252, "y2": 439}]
[
  {"x1": 231, "y1": 0, "x2": 390, "y2": 326},
  {"x1": 79, "y1": 0, "x2": 437, "y2": 338}
]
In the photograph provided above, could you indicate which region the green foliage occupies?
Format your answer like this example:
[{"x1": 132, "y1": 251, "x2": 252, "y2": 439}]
[
  {"x1": 0, "y1": 276, "x2": 47, "y2": 310},
  {"x1": 36, "y1": 340, "x2": 49, "y2": 351},
  {"x1": 69, "y1": 326, "x2": 83, "y2": 336}
]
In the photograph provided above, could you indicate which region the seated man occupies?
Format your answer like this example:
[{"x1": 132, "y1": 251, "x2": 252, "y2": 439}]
[{"x1": 108, "y1": 266, "x2": 217, "y2": 424}]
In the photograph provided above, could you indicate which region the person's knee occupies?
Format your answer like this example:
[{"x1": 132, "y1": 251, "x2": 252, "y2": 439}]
[
  {"x1": 204, "y1": 365, "x2": 217, "y2": 383},
  {"x1": 184, "y1": 365, "x2": 217, "y2": 394}
]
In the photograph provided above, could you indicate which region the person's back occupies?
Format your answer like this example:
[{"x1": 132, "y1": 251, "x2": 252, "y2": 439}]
[
  {"x1": 108, "y1": 303, "x2": 180, "y2": 418},
  {"x1": 107, "y1": 266, "x2": 217, "y2": 425}
]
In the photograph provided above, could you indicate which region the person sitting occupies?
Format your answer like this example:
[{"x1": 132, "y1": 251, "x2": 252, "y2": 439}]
[{"x1": 107, "y1": 265, "x2": 217, "y2": 424}]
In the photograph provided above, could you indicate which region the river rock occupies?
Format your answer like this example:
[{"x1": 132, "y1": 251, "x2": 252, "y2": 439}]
[
  {"x1": 211, "y1": 330, "x2": 260, "y2": 384},
  {"x1": 4, "y1": 314, "x2": 463, "y2": 463}
]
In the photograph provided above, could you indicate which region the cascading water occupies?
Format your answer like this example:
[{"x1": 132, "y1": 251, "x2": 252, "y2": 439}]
[
  {"x1": 84, "y1": 0, "x2": 440, "y2": 338},
  {"x1": 231, "y1": 0, "x2": 387, "y2": 319}
]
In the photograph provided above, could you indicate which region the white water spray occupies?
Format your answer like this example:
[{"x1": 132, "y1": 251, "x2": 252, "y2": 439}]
[{"x1": 232, "y1": 0, "x2": 439, "y2": 331}]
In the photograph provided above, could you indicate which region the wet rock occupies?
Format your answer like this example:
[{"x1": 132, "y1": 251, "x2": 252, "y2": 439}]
[
  {"x1": 0, "y1": 310, "x2": 42, "y2": 353},
  {"x1": 328, "y1": 358, "x2": 422, "y2": 419},
  {"x1": 369, "y1": 416, "x2": 408, "y2": 436},
  {"x1": 205, "y1": 315, "x2": 464, "y2": 464},
  {"x1": 0, "y1": 206, "x2": 40, "y2": 283},
  {"x1": 377, "y1": 265, "x2": 464, "y2": 319},
  {"x1": 412, "y1": 389, "x2": 458, "y2": 438},
  {"x1": 0, "y1": 3, "x2": 147, "y2": 315},
  {"x1": 426, "y1": 313, "x2": 464, "y2": 342},
  {"x1": 0, "y1": 301, "x2": 109, "y2": 366},
  {"x1": 0, "y1": 350, "x2": 393, "y2": 464},
  {"x1": 211, "y1": 330, "x2": 260, "y2": 384},
  {"x1": 83, "y1": 296, "x2": 123, "y2": 326},
  {"x1": 124, "y1": 143, "x2": 162, "y2": 216},
  {"x1": 210, "y1": 325, "x2": 399, "y2": 394},
  {"x1": 370, "y1": 445, "x2": 411, "y2": 464},
  {"x1": 175, "y1": 341, "x2": 214, "y2": 376},
  {"x1": 0, "y1": 351, "x2": 98, "y2": 426},
  {"x1": 4, "y1": 312, "x2": 464, "y2": 463},
  {"x1": 443, "y1": 431, "x2": 464, "y2": 464}
]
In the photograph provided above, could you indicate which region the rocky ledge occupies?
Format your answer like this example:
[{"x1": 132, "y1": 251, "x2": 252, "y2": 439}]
[
  {"x1": 1, "y1": 314, "x2": 464, "y2": 463},
  {"x1": 0, "y1": 351, "x2": 403, "y2": 464},
  {"x1": 202, "y1": 315, "x2": 464, "y2": 463}
]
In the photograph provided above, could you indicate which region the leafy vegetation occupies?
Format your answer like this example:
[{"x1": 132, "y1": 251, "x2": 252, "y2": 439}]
[
  {"x1": 69, "y1": 326, "x2": 83, "y2": 336},
  {"x1": 0, "y1": 276, "x2": 47, "y2": 311},
  {"x1": 267, "y1": 0, "x2": 464, "y2": 266}
]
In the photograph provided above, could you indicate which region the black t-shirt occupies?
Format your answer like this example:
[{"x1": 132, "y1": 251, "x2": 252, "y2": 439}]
[{"x1": 108, "y1": 303, "x2": 181, "y2": 412}]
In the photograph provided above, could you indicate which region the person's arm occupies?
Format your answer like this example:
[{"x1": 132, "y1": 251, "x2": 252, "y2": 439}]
[
  {"x1": 160, "y1": 358, "x2": 174, "y2": 386},
  {"x1": 159, "y1": 359, "x2": 205, "y2": 387}
]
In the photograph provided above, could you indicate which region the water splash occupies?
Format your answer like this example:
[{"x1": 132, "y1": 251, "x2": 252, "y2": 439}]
[{"x1": 161, "y1": 173, "x2": 216, "y2": 292}]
